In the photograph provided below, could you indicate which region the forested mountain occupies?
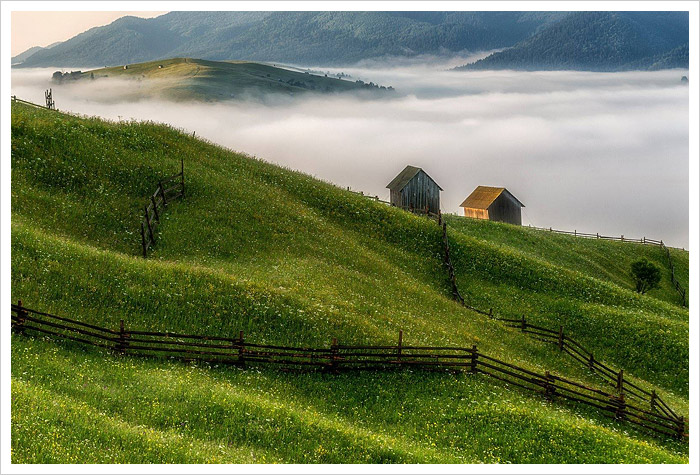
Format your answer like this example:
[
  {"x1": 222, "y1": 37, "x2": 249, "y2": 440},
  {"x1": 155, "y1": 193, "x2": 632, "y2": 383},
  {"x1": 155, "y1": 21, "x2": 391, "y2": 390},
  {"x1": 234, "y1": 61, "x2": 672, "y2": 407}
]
[
  {"x1": 14, "y1": 11, "x2": 688, "y2": 71},
  {"x1": 15, "y1": 11, "x2": 566, "y2": 68},
  {"x1": 457, "y1": 11, "x2": 688, "y2": 71},
  {"x1": 12, "y1": 46, "x2": 45, "y2": 64}
]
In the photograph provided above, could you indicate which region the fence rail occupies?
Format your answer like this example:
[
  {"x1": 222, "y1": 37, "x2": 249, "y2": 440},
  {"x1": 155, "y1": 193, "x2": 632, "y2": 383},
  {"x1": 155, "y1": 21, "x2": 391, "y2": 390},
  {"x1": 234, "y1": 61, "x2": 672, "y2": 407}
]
[
  {"x1": 10, "y1": 301, "x2": 686, "y2": 440},
  {"x1": 11, "y1": 95, "x2": 53, "y2": 110},
  {"x1": 141, "y1": 160, "x2": 185, "y2": 257},
  {"x1": 527, "y1": 225, "x2": 664, "y2": 245}
]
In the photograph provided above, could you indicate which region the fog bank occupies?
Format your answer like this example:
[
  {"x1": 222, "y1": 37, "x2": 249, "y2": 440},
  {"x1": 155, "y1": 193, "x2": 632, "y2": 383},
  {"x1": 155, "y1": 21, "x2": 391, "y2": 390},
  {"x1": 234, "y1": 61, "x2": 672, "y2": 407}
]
[{"x1": 12, "y1": 65, "x2": 690, "y2": 248}]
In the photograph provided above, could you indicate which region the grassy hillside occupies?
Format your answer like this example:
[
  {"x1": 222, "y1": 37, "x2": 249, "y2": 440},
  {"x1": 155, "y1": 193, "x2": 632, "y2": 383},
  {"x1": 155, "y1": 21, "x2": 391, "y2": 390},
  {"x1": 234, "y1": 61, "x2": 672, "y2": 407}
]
[
  {"x1": 55, "y1": 58, "x2": 392, "y2": 102},
  {"x1": 10, "y1": 102, "x2": 689, "y2": 463}
]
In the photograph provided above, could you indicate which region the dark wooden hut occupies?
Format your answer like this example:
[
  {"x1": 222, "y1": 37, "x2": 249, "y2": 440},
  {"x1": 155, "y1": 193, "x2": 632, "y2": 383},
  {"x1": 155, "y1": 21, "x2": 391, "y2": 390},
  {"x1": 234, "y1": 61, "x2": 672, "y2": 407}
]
[
  {"x1": 460, "y1": 186, "x2": 524, "y2": 225},
  {"x1": 386, "y1": 165, "x2": 442, "y2": 214}
]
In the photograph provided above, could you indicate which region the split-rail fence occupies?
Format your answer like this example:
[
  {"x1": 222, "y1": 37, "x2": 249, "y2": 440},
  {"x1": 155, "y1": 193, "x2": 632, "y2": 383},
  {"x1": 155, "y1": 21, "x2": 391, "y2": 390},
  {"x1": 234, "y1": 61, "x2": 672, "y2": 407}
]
[
  {"x1": 347, "y1": 192, "x2": 686, "y2": 426},
  {"x1": 11, "y1": 301, "x2": 686, "y2": 440},
  {"x1": 141, "y1": 160, "x2": 185, "y2": 256}
]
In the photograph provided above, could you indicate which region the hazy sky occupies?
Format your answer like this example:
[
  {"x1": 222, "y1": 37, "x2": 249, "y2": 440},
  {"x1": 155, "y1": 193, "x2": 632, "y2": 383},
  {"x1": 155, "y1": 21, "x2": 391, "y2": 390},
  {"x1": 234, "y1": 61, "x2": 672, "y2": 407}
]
[
  {"x1": 11, "y1": 11, "x2": 167, "y2": 56},
  {"x1": 10, "y1": 57, "x2": 690, "y2": 248}
]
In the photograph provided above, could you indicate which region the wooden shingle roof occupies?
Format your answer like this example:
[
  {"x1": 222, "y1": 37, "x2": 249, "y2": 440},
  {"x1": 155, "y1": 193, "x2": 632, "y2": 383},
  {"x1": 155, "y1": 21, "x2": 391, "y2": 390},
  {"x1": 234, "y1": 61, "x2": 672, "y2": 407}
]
[
  {"x1": 460, "y1": 186, "x2": 524, "y2": 209},
  {"x1": 386, "y1": 165, "x2": 443, "y2": 191}
]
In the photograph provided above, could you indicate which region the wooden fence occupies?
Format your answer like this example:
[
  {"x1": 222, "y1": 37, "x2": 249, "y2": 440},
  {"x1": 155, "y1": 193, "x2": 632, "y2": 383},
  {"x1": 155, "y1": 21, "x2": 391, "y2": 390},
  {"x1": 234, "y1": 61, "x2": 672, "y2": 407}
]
[
  {"x1": 663, "y1": 245, "x2": 687, "y2": 307},
  {"x1": 11, "y1": 95, "x2": 54, "y2": 111},
  {"x1": 10, "y1": 301, "x2": 686, "y2": 440},
  {"x1": 434, "y1": 220, "x2": 685, "y2": 431},
  {"x1": 527, "y1": 224, "x2": 664, "y2": 245},
  {"x1": 141, "y1": 160, "x2": 185, "y2": 257}
]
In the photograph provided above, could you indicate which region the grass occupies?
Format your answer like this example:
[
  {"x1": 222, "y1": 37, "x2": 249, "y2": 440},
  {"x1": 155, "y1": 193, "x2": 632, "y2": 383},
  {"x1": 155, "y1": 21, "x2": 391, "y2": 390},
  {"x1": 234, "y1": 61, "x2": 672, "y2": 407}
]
[
  {"x1": 63, "y1": 57, "x2": 391, "y2": 102},
  {"x1": 10, "y1": 101, "x2": 689, "y2": 463},
  {"x1": 12, "y1": 337, "x2": 688, "y2": 464}
]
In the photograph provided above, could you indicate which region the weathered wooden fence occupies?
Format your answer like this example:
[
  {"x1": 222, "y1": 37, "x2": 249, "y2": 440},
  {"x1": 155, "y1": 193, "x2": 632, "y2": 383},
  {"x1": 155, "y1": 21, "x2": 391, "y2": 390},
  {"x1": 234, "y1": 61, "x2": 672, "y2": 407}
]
[
  {"x1": 527, "y1": 224, "x2": 666, "y2": 245},
  {"x1": 663, "y1": 244, "x2": 687, "y2": 306},
  {"x1": 10, "y1": 301, "x2": 686, "y2": 440},
  {"x1": 11, "y1": 95, "x2": 54, "y2": 111},
  {"x1": 374, "y1": 203, "x2": 687, "y2": 437},
  {"x1": 434, "y1": 220, "x2": 685, "y2": 430},
  {"x1": 141, "y1": 160, "x2": 185, "y2": 257}
]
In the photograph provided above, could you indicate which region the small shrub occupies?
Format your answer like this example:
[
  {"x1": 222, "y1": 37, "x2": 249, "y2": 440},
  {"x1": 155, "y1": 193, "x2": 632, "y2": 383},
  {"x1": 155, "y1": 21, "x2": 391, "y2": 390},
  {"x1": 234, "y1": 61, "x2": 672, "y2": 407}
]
[{"x1": 630, "y1": 259, "x2": 662, "y2": 294}]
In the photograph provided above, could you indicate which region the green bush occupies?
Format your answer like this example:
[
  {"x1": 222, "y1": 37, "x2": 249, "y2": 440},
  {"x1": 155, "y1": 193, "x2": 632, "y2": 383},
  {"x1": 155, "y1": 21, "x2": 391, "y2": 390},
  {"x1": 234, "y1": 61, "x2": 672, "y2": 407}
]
[{"x1": 631, "y1": 259, "x2": 662, "y2": 294}]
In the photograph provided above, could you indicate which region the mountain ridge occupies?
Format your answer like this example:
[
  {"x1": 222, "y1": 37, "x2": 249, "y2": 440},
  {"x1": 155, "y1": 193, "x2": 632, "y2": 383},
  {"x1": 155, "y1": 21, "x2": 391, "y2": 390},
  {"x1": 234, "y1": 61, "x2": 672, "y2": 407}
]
[
  {"x1": 15, "y1": 11, "x2": 566, "y2": 68},
  {"x1": 456, "y1": 11, "x2": 689, "y2": 71}
]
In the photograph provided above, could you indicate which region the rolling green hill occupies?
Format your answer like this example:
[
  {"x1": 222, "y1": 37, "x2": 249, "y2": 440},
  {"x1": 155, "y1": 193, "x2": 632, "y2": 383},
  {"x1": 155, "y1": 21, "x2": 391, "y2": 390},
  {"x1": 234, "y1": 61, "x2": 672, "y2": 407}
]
[
  {"x1": 10, "y1": 101, "x2": 689, "y2": 463},
  {"x1": 54, "y1": 58, "x2": 391, "y2": 102}
]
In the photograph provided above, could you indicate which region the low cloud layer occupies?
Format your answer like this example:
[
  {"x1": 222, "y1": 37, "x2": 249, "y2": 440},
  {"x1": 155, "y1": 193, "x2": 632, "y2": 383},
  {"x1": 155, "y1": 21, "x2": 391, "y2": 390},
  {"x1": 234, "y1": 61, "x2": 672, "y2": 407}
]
[{"x1": 12, "y1": 63, "x2": 690, "y2": 247}]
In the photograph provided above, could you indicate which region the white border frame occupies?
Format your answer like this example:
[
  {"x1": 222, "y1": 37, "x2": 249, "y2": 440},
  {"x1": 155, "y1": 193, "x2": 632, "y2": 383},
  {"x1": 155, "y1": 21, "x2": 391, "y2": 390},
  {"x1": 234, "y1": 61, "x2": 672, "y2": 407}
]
[{"x1": 1, "y1": 2, "x2": 698, "y2": 474}]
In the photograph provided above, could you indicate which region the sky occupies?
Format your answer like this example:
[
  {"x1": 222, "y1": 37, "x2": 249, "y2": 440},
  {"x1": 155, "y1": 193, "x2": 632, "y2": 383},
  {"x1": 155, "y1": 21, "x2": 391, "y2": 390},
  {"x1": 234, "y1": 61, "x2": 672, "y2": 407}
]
[
  {"x1": 11, "y1": 11, "x2": 167, "y2": 56},
  {"x1": 10, "y1": 60, "x2": 690, "y2": 248}
]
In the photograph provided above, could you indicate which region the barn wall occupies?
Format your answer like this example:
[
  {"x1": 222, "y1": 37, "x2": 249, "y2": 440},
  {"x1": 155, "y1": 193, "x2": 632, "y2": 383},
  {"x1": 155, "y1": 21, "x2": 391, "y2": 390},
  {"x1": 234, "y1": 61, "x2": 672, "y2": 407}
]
[
  {"x1": 487, "y1": 194, "x2": 522, "y2": 225},
  {"x1": 398, "y1": 170, "x2": 441, "y2": 214},
  {"x1": 390, "y1": 189, "x2": 402, "y2": 207},
  {"x1": 463, "y1": 208, "x2": 489, "y2": 220}
]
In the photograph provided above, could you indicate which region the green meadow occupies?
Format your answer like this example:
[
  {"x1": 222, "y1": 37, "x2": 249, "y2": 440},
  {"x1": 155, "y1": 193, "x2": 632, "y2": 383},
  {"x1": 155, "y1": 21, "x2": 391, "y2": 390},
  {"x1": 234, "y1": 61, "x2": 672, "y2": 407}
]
[
  {"x1": 10, "y1": 101, "x2": 689, "y2": 463},
  {"x1": 59, "y1": 57, "x2": 390, "y2": 102}
]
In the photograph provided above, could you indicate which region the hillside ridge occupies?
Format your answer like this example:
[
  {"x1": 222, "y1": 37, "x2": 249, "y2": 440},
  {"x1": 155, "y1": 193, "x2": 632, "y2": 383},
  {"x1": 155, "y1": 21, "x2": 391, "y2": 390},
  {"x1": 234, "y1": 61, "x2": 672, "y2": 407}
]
[{"x1": 10, "y1": 101, "x2": 689, "y2": 463}]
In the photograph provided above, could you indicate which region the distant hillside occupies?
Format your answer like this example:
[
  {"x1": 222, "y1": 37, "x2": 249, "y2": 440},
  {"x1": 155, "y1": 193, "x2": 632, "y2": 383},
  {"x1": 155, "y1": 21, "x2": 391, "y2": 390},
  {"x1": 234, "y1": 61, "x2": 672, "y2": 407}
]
[
  {"x1": 52, "y1": 58, "x2": 393, "y2": 101},
  {"x1": 10, "y1": 100, "x2": 688, "y2": 463},
  {"x1": 12, "y1": 46, "x2": 45, "y2": 65},
  {"x1": 12, "y1": 42, "x2": 62, "y2": 65},
  {"x1": 16, "y1": 11, "x2": 566, "y2": 68},
  {"x1": 457, "y1": 12, "x2": 689, "y2": 71}
]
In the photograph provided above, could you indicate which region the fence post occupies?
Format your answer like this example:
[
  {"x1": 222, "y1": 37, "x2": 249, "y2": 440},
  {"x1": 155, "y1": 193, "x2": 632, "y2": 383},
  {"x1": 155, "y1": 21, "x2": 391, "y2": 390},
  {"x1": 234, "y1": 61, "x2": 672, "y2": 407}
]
[
  {"x1": 558, "y1": 326, "x2": 563, "y2": 351},
  {"x1": 650, "y1": 390, "x2": 657, "y2": 412},
  {"x1": 151, "y1": 195, "x2": 160, "y2": 221},
  {"x1": 144, "y1": 205, "x2": 155, "y2": 242},
  {"x1": 330, "y1": 337, "x2": 339, "y2": 373},
  {"x1": 588, "y1": 352, "x2": 594, "y2": 369},
  {"x1": 397, "y1": 330, "x2": 403, "y2": 360},
  {"x1": 470, "y1": 345, "x2": 478, "y2": 373},
  {"x1": 621, "y1": 235, "x2": 624, "y2": 242},
  {"x1": 238, "y1": 330, "x2": 245, "y2": 368},
  {"x1": 180, "y1": 158, "x2": 185, "y2": 198},
  {"x1": 13, "y1": 300, "x2": 26, "y2": 334},
  {"x1": 615, "y1": 393, "x2": 626, "y2": 420},
  {"x1": 116, "y1": 319, "x2": 128, "y2": 355},
  {"x1": 159, "y1": 181, "x2": 168, "y2": 207},
  {"x1": 574, "y1": 229, "x2": 577, "y2": 236},
  {"x1": 520, "y1": 315, "x2": 526, "y2": 331},
  {"x1": 141, "y1": 222, "x2": 147, "y2": 257},
  {"x1": 676, "y1": 416, "x2": 685, "y2": 439},
  {"x1": 489, "y1": 308, "x2": 493, "y2": 318},
  {"x1": 543, "y1": 371, "x2": 555, "y2": 399},
  {"x1": 596, "y1": 232, "x2": 599, "y2": 239},
  {"x1": 643, "y1": 237, "x2": 646, "y2": 244},
  {"x1": 617, "y1": 369, "x2": 624, "y2": 394}
]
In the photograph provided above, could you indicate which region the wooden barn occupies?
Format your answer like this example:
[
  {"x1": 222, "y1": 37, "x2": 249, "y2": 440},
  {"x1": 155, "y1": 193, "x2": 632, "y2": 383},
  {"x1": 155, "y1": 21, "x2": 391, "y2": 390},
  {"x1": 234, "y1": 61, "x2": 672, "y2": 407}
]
[
  {"x1": 460, "y1": 186, "x2": 524, "y2": 225},
  {"x1": 386, "y1": 165, "x2": 442, "y2": 214}
]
